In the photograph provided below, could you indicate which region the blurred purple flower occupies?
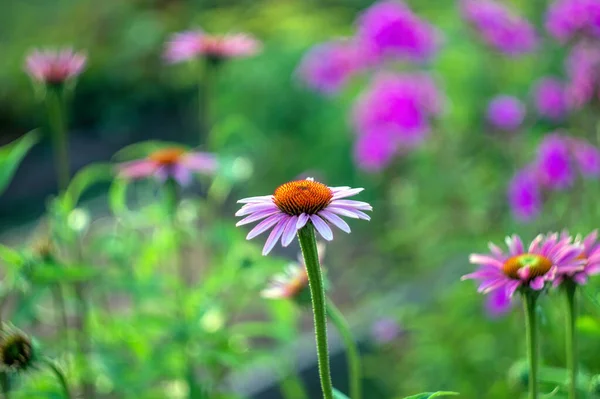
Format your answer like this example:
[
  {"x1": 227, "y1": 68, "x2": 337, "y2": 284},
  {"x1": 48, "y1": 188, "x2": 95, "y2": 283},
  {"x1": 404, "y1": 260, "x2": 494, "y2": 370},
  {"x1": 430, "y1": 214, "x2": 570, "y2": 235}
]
[
  {"x1": 533, "y1": 78, "x2": 568, "y2": 121},
  {"x1": 354, "y1": 130, "x2": 400, "y2": 172},
  {"x1": 371, "y1": 318, "x2": 403, "y2": 344},
  {"x1": 485, "y1": 287, "x2": 513, "y2": 318},
  {"x1": 546, "y1": 0, "x2": 600, "y2": 42},
  {"x1": 118, "y1": 147, "x2": 218, "y2": 186},
  {"x1": 486, "y1": 95, "x2": 526, "y2": 131},
  {"x1": 353, "y1": 72, "x2": 443, "y2": 151},
  {"x1": 565, "y1": 43, "x2": 600, "y2": 109},
  {"x1": 508, "y1": 166, "x2": 542, "y2": 221},
  {"x1": 536, "y1": 134, "x2": 575, "y2": 190},
  {"x1": 164, "y1": 30, "x2": 261, "y2": 63},
  {"x1": 25, "y1": 48, "x2": 86, "y2": 85},
  {"x1": 571, "y1": 138, "x2": 600, "y2": 177},
  {"x1": 356, "y1": 0, "x2": 441, "y2": 62},
  {"x1": 296, "y1": 39, "x2": 365, "y2": 95},
  {"x1": 461, "y1": 0, "x2": 538, "y2": 56}
]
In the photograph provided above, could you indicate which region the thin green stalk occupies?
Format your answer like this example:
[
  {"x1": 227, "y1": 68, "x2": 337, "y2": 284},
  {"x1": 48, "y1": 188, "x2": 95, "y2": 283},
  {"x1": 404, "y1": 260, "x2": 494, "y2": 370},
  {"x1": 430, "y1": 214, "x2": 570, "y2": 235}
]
[
  {"x1": 0, "y1": 373, "x2": 9, "y2": 399},
  {"x1": 45, "y1": 86, "x2": 71, "y2": 192},
  {"x1": 74, "y1": 282, "x2": 94, "y2": 399},
  {"x1": 198, "y1": 60, "x2": 215, "y2": 147},
  {"x1": 523, "y1": 292, "x2": 539, "y2": 399},
  {"x1": 297, "y1": 225, "x2": 333, "y2": 399},
  {"x1": 164, "y1": 179, "x2": 198, "y2": 399},
  {"x1": 326, "y1": 299, "x2": 361, "y2": 399},
  {"x1": 564, "y1": 280, "x2": 578, "y2": 399},
  {"x1": 280, "y1": 374, "x2": 309, "y2": 399},
  {"x1": 52, "y1": 285, "x2": 69, "y2": 351},
  {"x1": 43, "y1": 358, "x2": 72, "y2": 399}
]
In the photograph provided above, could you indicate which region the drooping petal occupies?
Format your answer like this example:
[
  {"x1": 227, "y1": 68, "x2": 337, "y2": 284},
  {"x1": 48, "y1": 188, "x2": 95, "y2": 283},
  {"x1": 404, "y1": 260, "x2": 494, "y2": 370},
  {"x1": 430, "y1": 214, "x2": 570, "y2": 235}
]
[
  {"x1": 329, "y1": 199, "x2": 373, "y2": 210},
  {"x1": 530, "y1": 276, "x2": 545, "y2": 290},
  {"x1": 237, "y1": 195, "x2": 274, "y2": 204},
  {"x1": 296, "y1": 213, "x2": 310, "y2": 229},
  {"x1": 331, "y1": 188, "x2": 365, "y2": 200},
  {"x1": 310, "y1": 214, "x2": 334, "y2": 241},
  {"x1": 319, "y1": 210, "x2": 351, "y2": 233},
  {"x1": 262, "y1": 217, "x2": 289, "y2": 255},
  {"x1": 235, "y1": 202, "x2": 278, "y2": 217},
  {"x1": 281, "y1": 216, "x2": 300, "y2": 247},
  {"x1": 118, "y1": 160, "x2": 157, "y2": 179},
  {"x1": 236, "y1": 209, "x2": 281, "y2": 226},
  {"x1": 247, "y1": 213, "x2": 285, "y2": 239}
]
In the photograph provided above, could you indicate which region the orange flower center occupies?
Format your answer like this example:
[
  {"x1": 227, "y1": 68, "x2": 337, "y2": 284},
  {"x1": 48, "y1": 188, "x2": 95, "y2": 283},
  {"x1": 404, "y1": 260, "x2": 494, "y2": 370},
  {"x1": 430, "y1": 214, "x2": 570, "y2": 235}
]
[
  {"x1": 273, "y1": 180, "x2": 333, "y2": 216},
  {"x1": 502, "y1": 254, "x2": 553, "y2": 280},
  {"x1": 286, "y1": 273, "x2": 309, "y2": 297},
  {"x1": 148, "y1": 148, "x2": 186, "y2": 165}
]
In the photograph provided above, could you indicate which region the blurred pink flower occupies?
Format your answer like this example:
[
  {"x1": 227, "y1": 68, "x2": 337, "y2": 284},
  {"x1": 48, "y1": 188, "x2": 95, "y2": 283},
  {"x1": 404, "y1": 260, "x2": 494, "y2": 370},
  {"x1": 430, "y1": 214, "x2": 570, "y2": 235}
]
[
  {"x1": 508, "y1": 166, "x2": 542, "y2": 222},
  {"x1": 486, "y1": 95, "x2": 526, "y2": 131},
  {"x1": 296, "y1": 39, "x2": 367, "y2": 95},
  {"x1": 571, "y1": 138, "x2": 600, "y2": 178},
  {"x1": 554, "y1": 230, "x2": 600, "y2": 286},
  {"x1": 118, "y1": 147, "x2": 217, "y2": 186},
  {"x1": 25, "y1": 48, "x2": 86, "y2": 85},
  {"x1": 533, "y1": 78, "x2": 568, "y2": 121},
  {"x1": 354, "y1": 130, "x2": 400, "y2": 172},
  {"x1": 485, "y1": 287, "x2": 513, "y2": 318},
  {"x1": 565, "y1": 43, "x2": 600, "y2": 109},
  {"x1": 461, "y1": 0, "x2": 538, "y2": 56},
  {"x1": 536, "y1": 134, "x2": 575, "y2": 190},
  {"x1": 546, "y1": 0, "x2": 600, "y2": 42},
  {"x1": 371, "y1": 318, "x2": 403, "y2": 344},
  {"x1": 356, "y1": 0, "x2": 441, "y2": 62},
  {"x1": 164, "y1": 30, "x2": 261, "y2": 63}
]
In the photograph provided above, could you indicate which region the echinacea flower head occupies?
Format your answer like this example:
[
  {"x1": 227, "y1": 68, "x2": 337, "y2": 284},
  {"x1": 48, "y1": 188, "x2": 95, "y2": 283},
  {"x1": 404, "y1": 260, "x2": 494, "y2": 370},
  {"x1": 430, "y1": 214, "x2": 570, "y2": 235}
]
[
  {"x1": 571, "y1": 138, "x2": 600, "y2": 177},
  {"x1": 296, "y1": 39, "x2": 365, "y2": 95},
  {"x1": 546, "y1": 0, "x2": 600, "y2": 43},
  {"x1": 554, "y1": 230, "x2": 600, "y2": 285},
  {"x1": 118, "y1": 147, "x2": 217, "y2": 186},
  {"x1": 356, "y1": 0, "x2": 441, "y2": 62},
  {"x1": 236, "y1": 178, "x2": 372, "y2": 255},
  {"x1": 25, "y1": 48, "x2": 86, "y2": 85},
  {"x1": 508, "y1": 166, "x2": 542, "y2": 222},
  {"x1": 353, "y1": 72, "x2": 443, "y2": 149},
  {"x1": 461, "y1": 0, "x2": 538, "y2": 56},
  {"x1": 535, "y1": 134, "x2": 575, "y2": 190},
  {"x1": 486, "y1": 95, "x2": 526, "y2": 131},
  {"x1": 164, "y1": 29, "x2": 261, "y2": 64},
  {"x1": 0, "y1": 326, "x2": 35, "y2": 373},
  {"x1": 261, "y1": 244, "x2": 326, "y2": 301},
  {"x1": 533, "y1": 78, "x2": 567, "y2": 121},
  {"x1": 462, "y1": 234, "x2": 584, "y2": 300}
]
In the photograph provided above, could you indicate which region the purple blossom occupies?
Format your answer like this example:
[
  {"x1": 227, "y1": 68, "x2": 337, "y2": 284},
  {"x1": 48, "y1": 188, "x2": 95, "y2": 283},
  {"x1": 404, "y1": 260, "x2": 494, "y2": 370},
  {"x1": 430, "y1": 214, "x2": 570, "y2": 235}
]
[
  {"x1": 536, "y1": 134, "x2": 575, "y2": 190},
  {"x1": 554, "y1": 230, "x2": 600, "y2": 286},
  {"x1": 371, "y1": 318, "x2": 403, "y2": 344},
  {"x1": 356, "y1": 0, "x2": 441, "y2": 62},
  {"x1": 508, "y1": 166, "x2": 542, "y2": 221},
  {"x1": 25, "y1": 48, "x2": 86, "y2": 85},
  {"x1": 164, "y1": 29, "x2": 261, "y2": 63},
  {"x1": 354, "y1": 130, "x2": 400, "y2": 172},
  {"x1": 546, "y1": 0, "x2": 600, "y2": 42},
  {"x1": 485, "y1": 288, "x2": 513, "y2": 318},
  {"x1": 353, "y1": 72, "x2": 443, "y2": 151},
  {"x1": 533, "y1": 78, "x2": 568, "y2": 121},
  {"x1": 565, "y1": 43, "x2": 600, "y2": 109},
  {"x1": 571, "y1": 138, "x2": 600, "y2": 177},
  {"x1": 486, "y1": 95, "x2": 526, "y2": 131},
  {"x1": 461, "y1": 0, "x2": 539, "y2": 56},
  {"x1": 296, "y1": 39, "x2": 365, "y2": 95}
]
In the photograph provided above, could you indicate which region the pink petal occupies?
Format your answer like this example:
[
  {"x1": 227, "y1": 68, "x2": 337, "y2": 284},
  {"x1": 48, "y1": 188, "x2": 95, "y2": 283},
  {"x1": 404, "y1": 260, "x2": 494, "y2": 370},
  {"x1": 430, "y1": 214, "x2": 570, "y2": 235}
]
[
  {"x1": 310, "y1": 214, "x2": 333, "y2": 241},
  {"x1": 328, "y1": 199, "x2": 373, "y2": 210},
  {"x1": 247, "y1": 213, "x2": 285, "y2": 239},
  {"x1": 331, "y1": 187, "x2": 365, "y2": 200},
  {"x1": 319, "y1": 210, "x2": 351, "y2": 233},
  {"x1": 262, "y1": 217, "x2": 289, "y2": 255},
  {"x1": 281, "y1": 216, "x2": 299, "y2": 247},
  {"x1": 296, "y1": 213, "x2": 310, "y2": 229},
  {"x1": 469, "y1": 254, "x2": 504, "y2": 269},
  {"x1": 530, "y1": 276, "x2": 545, "y2": 290},
  {"x1": 118, "y1": 160, "x2": 157, "y2": 179},
  {"x1": 236, "y1": 209, "x2": 281, "y2": 226}
]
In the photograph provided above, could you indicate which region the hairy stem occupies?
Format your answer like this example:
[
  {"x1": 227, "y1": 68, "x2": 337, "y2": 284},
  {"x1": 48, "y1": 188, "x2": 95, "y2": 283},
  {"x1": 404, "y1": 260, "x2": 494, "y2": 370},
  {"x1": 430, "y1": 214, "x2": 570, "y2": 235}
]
[
  {"x1": 523, "y1": 292, "x2": 539, "y2": 399},
  {"x1": 564, "y1": 280, "x2": 578, "y2": 399},
  {"x1": 297, "y1": 225, "x2": 333, "y2": 399},
  {"x1": 46, "y1": 86, "x2": 71, "y2": 192}
]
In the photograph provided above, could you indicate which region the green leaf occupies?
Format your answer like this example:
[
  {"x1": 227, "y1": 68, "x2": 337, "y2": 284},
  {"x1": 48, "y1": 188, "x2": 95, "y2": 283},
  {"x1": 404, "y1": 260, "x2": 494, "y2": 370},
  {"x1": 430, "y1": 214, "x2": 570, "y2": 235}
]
[
  {"x1": 64, "y1": 163, "x2": 114, "y2": 207},
  {"x1": 333, "y1": 388, "x2": 350, "y2": 399},
  {"x1": 401, "y1": 392, "x2": 459, "y2": 399},
  {"x1": 30, "y1": 264, "x2": 99, "y2": 284},
  {"x1": 0, "y1": 130, "x2": 39, "y2": 196}
]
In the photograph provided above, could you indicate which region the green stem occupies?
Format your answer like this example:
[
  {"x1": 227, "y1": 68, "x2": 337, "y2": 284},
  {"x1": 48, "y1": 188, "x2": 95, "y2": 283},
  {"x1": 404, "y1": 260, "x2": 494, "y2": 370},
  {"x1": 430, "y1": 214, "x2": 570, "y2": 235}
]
[
  {"x1": 199, "y1": 60, "x2": 215, "y2": 147},
  {"x1": 74, "y1": 282, "x2": 95, "y2": 399},
  {"x1": 297, "y1": 225, "x2": 334, "y2": 399},
  {"x1": 164, "y1": 179, "x2": 198, "y2": 399},
  {"x1": 43, "y1": 358, "x2": 72, "y2": 399},
  {"x1": 280, "y1": 374, "x2": 309, "y2": 399},
  {"x1": 564, "y1": 280, "x2": 578, "y2": 399},
  {"x1": 326, "y1": 299, "x2": 361, "y2": 399},
  {"x1": 52, "y1": 285, "x2": 69, "y2": 351},
  {"x1": 45, "y1": 86, "x2": 71, "y2": 192},
  {"x1": 523, "y1": 292, "x2": 539, "y2": 399}
]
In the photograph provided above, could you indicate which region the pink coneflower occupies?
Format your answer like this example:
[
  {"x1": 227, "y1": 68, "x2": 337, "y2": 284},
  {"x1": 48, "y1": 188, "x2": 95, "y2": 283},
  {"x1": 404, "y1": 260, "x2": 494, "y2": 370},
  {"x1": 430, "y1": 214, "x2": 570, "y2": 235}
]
[
  {"x1": 486, "y1": 95, "x2": 526, "y2": 131},
  {"x1": 296, "y1": 39, "x2": 365, "y2": 95},
  {"x1": 356, "y1": 0, "x2": 441, "y2": 62},
  {"x1": 25, "y1": 48, "x2": 86, "y2": 85},
  {"x1": 164, "y1": 30, "x2": 261, "y2": 63},
  {"x1": 533, "y1": 78, "x2": 567, "y2": 121},
  {"x1": 236, "y1": 178, "x2": 372, "y2": 255},
  {"x1": 461, "y1": 0, "x2": 538, "y2": 56},
  {"x1": 555, "y1": 231, "x2": 600, "y2": 285},
  {"x1": 571, "y1": 138, "x2": 600, "y2": 177},
  {"x1": 508, "y1": 166, "x2": 542, "y2": 222},
  {"x1": 535, "y1": 134, "x2": 575, "y2": 190},
  {"x1": 565, "y1": 43, "x2": 600, "y2": 109},
  {"x1": 261, "y1": 244, "x2": 325, "y2": 300},
  {"x1": 462, "y1": 234, "x2": 584, "y2": 298},
  {"x1": 546, "y1": 0, "x2": 600, "y2": 43},
  {"x1": 118, "y1": 147, "x2": 217, "y2": 186},
  {"x1": 353, "y1": 130, "x2": 400, "y2": 172}
]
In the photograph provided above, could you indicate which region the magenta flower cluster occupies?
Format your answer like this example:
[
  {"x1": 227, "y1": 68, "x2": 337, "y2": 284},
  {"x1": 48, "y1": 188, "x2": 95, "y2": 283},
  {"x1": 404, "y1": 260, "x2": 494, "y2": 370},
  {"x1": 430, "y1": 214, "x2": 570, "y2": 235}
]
[
  {"x1": 509, "y1": 133, "x2": 600, "y2": 221},
  {"x1": 460, "y1": 0, "x2": 538, "y2": 56},
  {"x1": 486, "y1": 95, "x2": 526, "y2": 131},
  {"x1": 463, "y1": 232, "x2": 600, "y2": 314},
  {"x1": 546, "y1": 0, "x2": 600, "y2": 43},
  {"x1": 296, "y1": 0, "x2": 443, "y2": 172}
]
